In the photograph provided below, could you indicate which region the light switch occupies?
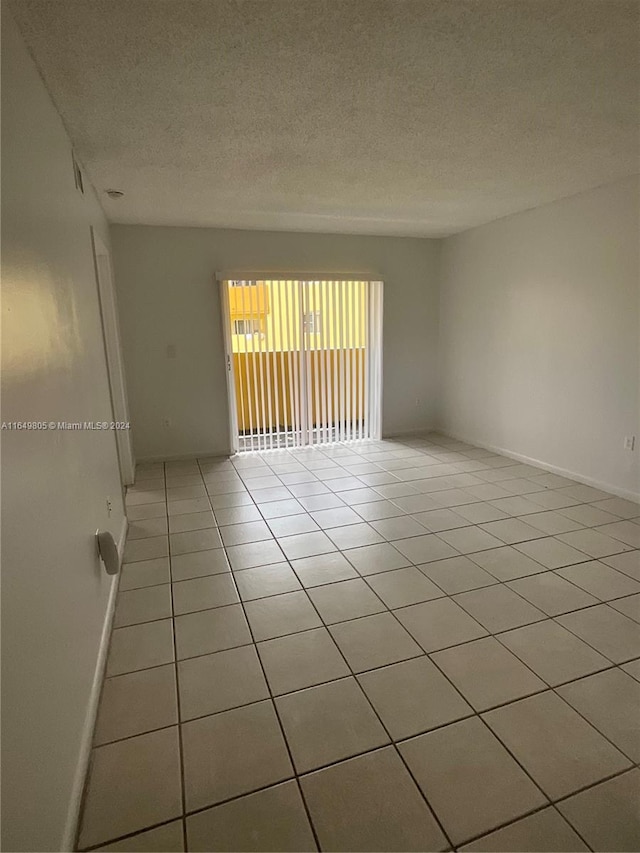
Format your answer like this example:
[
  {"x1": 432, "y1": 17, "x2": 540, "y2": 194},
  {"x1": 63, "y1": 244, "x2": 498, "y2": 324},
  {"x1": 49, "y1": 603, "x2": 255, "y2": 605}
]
[{"x1": 166, "y1": 344, "x2": 177, "y2": 359}]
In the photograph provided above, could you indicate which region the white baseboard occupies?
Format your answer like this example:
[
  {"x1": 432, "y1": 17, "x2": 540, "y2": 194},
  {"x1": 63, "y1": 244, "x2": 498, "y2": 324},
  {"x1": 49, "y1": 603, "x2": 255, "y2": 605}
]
[
  {"x1": 117, "y1": 515, "x2": 129, "y2": 559},
  {"x1": 384, "y1": 425, "x2": 435, "y2": 439},
  {"x1": 440, "y1": 429, "x2": 639, "y2": 503},
  {"x1": 136, "y1": 448, "x2": 231, "y2": 464},
  {"x1": 61, "y1": 514, "x2": 127, "y2": 851}
]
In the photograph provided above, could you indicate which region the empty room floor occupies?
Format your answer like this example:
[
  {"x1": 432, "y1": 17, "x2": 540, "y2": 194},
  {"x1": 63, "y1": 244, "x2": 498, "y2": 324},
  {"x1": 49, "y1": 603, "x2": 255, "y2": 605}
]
[{"x1": 79, "y1": 434, "x2": 640, "y2": 852}]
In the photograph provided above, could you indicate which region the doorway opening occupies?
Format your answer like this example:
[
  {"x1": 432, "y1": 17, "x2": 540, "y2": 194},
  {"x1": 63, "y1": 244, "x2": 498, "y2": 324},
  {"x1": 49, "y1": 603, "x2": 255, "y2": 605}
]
[
  {"x1": 219, "y1": 276, "x2": 383, "y2": 452},
  {"x1": 92, "y1": 229, "x2": 135, "y2": 485}
]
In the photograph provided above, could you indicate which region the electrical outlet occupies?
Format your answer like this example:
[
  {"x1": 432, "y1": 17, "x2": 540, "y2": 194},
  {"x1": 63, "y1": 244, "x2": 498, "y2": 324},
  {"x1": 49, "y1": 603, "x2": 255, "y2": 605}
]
[
  {"x1": 624, "y1": 436, "x2": 635, "y2": 451},
  {"x1": 106, "y1": 497, "x2": 113, "y2": 517},
  {"x1": 162, "y1": 418, "x2": 171, "y2": 428}
]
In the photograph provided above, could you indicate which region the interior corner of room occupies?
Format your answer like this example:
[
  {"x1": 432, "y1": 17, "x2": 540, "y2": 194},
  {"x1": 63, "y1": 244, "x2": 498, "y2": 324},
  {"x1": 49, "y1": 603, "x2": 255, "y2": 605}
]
[{"x1": 1, "y1": 1, "x2": 638, "y2": 851}]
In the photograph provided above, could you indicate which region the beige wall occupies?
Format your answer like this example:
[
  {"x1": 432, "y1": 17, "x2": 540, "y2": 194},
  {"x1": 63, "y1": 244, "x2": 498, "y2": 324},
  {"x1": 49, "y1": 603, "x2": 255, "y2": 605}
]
[
  {"x1": 438, "y1": 176, "x2": 640, "y2": 499},
  {"x1": 111, "y1": 226, "x2": 440, "y2": 460},
  {"x1": 1, "y1": 12, "x2": 126, "y2": 851}
]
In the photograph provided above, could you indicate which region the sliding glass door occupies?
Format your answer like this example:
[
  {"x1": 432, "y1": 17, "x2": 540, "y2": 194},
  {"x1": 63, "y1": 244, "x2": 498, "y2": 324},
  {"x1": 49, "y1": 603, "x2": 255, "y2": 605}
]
[{"x1": 219, "y1": 276, "x2": 383, "y2": 452}]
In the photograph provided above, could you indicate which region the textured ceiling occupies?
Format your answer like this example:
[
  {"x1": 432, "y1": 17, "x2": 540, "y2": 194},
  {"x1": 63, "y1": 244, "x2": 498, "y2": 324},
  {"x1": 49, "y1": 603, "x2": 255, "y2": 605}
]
[{"x1": 10, "y1": 0, "x2": 640, "y2": 236}]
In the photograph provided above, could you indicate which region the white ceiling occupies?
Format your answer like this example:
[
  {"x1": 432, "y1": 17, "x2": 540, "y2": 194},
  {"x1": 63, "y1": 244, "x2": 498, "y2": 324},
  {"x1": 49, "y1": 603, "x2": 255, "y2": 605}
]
[{"x1": 11, "y1": 0, "x2": 640, "y2": 236}]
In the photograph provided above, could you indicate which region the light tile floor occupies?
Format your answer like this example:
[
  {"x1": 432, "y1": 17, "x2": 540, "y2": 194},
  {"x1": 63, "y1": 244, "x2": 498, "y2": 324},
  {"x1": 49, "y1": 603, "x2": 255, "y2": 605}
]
[{"x1": 79, "y1": 433, "x2": 640, "y2": 852}]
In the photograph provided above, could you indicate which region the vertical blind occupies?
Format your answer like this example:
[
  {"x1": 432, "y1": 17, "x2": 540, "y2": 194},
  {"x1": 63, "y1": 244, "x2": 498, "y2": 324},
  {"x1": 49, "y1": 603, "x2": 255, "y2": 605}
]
[{"x1": 220, "y1": 277, "x2": 383, "y2": 452}]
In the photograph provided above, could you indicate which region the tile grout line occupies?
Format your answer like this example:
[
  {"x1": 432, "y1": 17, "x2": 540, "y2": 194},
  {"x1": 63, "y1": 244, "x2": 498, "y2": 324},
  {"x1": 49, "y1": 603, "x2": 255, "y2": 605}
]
[
  {"x1": 276, "y1": 566, "x2": 457, "y2": 852},
  {"x1": 101, "y1": 438, "x2": 639, "y2": 850},
  {"x1": 201, "y1": 468, "x2": 325, "y2": 853},
  {"x1": 89, "y1": 646, "x2": 639, "y2": 750},
  {"x1": 164, "y1": 461, "x2": 190, "y2": 853},
  {"x1": 245, "y1": 466, "x2": 600, "y2": 847},
  {"x1": 120, "y1": 537, "x2": 640, "y2": 610},
  {"x1": 122, "y1": 480, "x2": 639, "y2": 677},
  {"x1": 80, "y1": 738, "x2": 637, "y2": 852},
  {"x1": 185, "y1": 447, "x2": 457, "y2": 848},
  {"x1": 254, "y1": 464, "x2": 635, "y2": 848}
]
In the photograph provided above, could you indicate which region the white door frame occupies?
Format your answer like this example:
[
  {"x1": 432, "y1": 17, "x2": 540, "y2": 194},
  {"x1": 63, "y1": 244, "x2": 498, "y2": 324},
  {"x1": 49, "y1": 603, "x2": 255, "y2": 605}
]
[
  {"x1": 219, "y1": 279, "x2": 240, "y2": 454},
  {"x1": 368, "y1": 280, "x2": 384, "y2": 441},
  {"x1": 92, "y1": 229, "x2": 135, "y2": 485}
]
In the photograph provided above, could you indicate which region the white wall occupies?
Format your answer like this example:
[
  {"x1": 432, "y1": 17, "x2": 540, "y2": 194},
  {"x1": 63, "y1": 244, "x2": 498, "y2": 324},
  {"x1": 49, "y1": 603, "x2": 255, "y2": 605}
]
[
  {"x1": 111, "y1": 226, "x2": 440, "y2": 460},
  {"x1": 438, "y1": 177, "x2": 640, "y2": 498},
  {"x1": 1, "y1": 12, "x2": 126, "y2": 851}
]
